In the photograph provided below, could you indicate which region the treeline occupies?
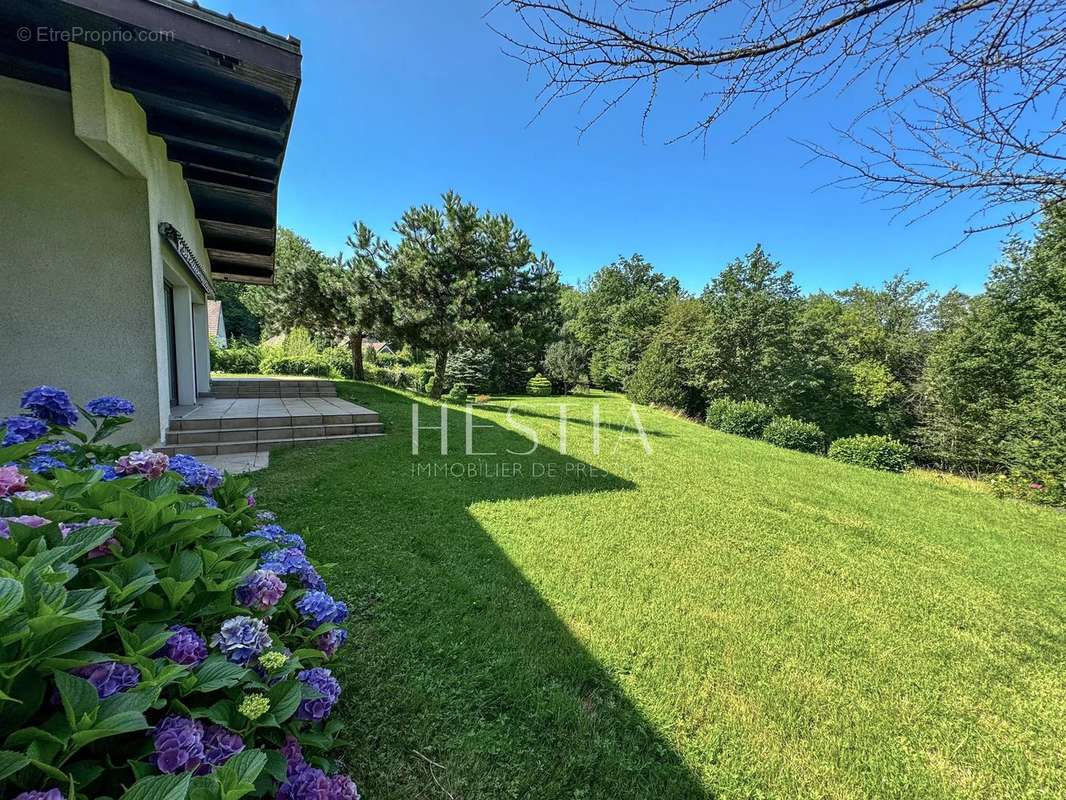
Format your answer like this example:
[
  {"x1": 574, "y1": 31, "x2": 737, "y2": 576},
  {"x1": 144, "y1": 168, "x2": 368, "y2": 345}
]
[
  {"x1": 562, "y1": 209, "x2": 1065, "y2": 500},
  {"x1": 215, "y1": 195, "x2": 1064, "y2": 500}
]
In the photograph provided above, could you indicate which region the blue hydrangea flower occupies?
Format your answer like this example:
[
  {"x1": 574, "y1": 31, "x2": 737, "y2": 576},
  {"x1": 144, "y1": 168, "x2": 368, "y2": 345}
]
[
  {"x1": 295, "y1": 668, "x2": 341, "y2": 722},
  {"x1": 168, "y1": 454, "x2": 223, "y2": 492},
  {"x1": 260, "y1": 547, "x2": 324, "y2": 591},
  {"x1": 97, "y1": 464, "x2": 119, "y2": 481},
  {"x1": 245, "y1": 524, "x2": 306, "y2": 551},
  {"x1": 20, "y1": 386, "x2": 78, "y2": 427},
  {"x1": 36, "y1": 441, "x2": 74, "y2": 454},
  {"x1": 1, "y1": 415, "x2": 48, "y2": 446},
  {"x1": 27, "y1": 453, "x2": 65, "y2": 475},
  {"x1": 200, "y1": 494, "x2": 219, "y2": 508},
  {"x1": 85, "y1": 396, "x2": 136, "y2": 417},
  {"x1": 295, "y1": 591, "x2": 349, "y2": 629},
  {"x1": 211, "y1": 616, "x2": 271, "y2": 665}
]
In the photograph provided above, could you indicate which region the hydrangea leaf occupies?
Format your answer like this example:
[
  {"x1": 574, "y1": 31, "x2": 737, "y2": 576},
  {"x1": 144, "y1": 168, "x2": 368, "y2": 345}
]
[
  {"x1": 0, "y1": 577, "x2": 25, "y2": 623},
  {"x1": 121, "y1": 771, "x2": 192, "y2": 800},
  {"x1": 0, "y1": 749, "x2": 31, "y2": 781},
  {"x1": 53, "y1": 670, "x2": 99, "y2": 729},
  {"x1": 186, "y1": 654, "x2": 247, "y2": 694}
]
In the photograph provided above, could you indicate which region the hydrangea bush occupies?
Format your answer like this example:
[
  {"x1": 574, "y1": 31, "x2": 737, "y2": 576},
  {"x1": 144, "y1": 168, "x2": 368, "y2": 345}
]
[{"x1": 0, "y1": 386, "x2": 357, "y2": 799}]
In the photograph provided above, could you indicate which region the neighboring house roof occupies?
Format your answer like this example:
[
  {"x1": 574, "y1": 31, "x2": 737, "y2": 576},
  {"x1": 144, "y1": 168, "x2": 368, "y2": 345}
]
[
  {"x1": 206, "y1": 300, "x2": 223, "y2": 338},
  {"x1": 366, "y1": 342, "x2": 394, "y2": 354},
  {"x1": 0, "y1": 0, "x2": 301, "y2": 285}
]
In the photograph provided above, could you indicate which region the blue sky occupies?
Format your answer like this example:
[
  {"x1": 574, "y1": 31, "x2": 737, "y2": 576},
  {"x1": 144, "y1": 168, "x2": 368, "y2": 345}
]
[{"x1": 219, "y1": 0, "x2": 1019, "y2": 296}]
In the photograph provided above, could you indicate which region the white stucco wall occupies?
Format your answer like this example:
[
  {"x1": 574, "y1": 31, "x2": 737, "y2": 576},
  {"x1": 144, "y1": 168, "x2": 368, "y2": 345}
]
[
  {"x1": 0, "y1": 76, "x2": 162, "y2": 444},
  {"x1": 0, "y1": 45, "x2": 212, "y2": 445}
]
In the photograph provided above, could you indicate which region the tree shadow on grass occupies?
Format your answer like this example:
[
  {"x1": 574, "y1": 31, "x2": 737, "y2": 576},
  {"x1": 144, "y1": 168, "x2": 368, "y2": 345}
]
[{"x1": 254, "y1": 383, "x2": 709, "y2": 800}]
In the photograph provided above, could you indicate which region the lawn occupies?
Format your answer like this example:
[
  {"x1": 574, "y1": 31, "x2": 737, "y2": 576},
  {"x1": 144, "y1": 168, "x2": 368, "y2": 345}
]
[{"x1": 252, "y1": 382, "x2": 1066, "y2": 800}]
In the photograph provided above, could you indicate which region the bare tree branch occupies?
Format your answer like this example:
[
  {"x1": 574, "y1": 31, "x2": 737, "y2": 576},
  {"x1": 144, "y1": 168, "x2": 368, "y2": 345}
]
[{"x1": 491, "y1": 0, "x2": 1066, "y2": 234}]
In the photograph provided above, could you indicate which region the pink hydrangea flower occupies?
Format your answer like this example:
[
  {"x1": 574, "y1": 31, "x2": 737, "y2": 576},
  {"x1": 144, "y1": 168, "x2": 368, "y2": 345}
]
[
  {"x1": 0, "y1": 465, "x2": 29, "y2": 498},
  {"x1": 114, "y1": 450, "x2": 170, "y2": 479}
]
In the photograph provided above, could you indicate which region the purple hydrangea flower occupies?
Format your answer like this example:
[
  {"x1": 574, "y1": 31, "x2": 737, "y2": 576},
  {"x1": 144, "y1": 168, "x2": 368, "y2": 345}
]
[
  {"x1": 13, "y1": 790, "x2": 63, "y2": 800},
  {"x1": 59, "y1": 517, "x2": 120, "y2": 558},
  {"x1": 85, "y1": 395, "x2": 136, "y2": 417},
  {"x1": 281, "y1": 735, "x2": 305, "y2": 777},
  {"x1": 296, "y1": 591, "x2": 349, "y2": 629},
  {"x1": 246, "y1": 493, "x2": 256, "y2": 507},
  {"x1": 115, "y1": 450, "x2": 169, "y2": 479},
  {"x1": 168, "y1": 454, "x2": 223, "y2": 492},
  {"x1": 278, "y1": 766, "x2": 360, "y2": 800},
  {"x1": 158, "y1": 625, "x2": 208, "y2": 667},
  {"x1": 20, "y1": 386, "x2": 78, "y2": 427},
  {"x1": 70, "y1": 661, "x2": 139, "y2": 698},
  {"x1": 235, "y1": 569, "x2": 287, "y2": 611},
  {"x1": 2, "y1": 415, "x2": 49, "y2": 446},
  {"x1": 260, "y1": 547, "x2": 324, "y2": 590},
  {"x1": 200, "y1": 724, "x2": 244, "y2": 770},
  {"x1": 0, "y1": 515, "x2": 50, "y2": 539},
  {"x1": 152, "y1": 715, "x2": 205, "y2": 774},
  {"x1": 246, "y1": 524, "x2": 306, "y2": 552},
  {"x1": 0, "y1": 465, "x2": 29, "y2": 497},
  {"x1": 295, "y1": 668, "x2": 341, "y2": 722},
  {"x1": 211, "y1": 616, "x2": 271, "y2": 665},
  {"x1": 317, "y1": 628, "x2": 348, "y2": 658}
]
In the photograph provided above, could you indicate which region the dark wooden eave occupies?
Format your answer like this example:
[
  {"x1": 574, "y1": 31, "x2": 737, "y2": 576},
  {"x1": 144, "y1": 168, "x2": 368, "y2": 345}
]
[{"x1": 0, "y1": 0, "x2": 301, "y2": 284}]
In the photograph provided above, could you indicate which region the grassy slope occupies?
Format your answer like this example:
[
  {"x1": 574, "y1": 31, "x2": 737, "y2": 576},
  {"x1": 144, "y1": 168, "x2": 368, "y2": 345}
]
[{"x1": 253, "y1": 382, "x2": 1066, "y2": 800}]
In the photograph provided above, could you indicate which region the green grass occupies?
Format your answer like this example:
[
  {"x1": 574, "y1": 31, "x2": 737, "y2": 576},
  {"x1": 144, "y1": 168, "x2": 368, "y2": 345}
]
[{"x1": 253, "y1": 383, "x2": 1066, "y2": 799}]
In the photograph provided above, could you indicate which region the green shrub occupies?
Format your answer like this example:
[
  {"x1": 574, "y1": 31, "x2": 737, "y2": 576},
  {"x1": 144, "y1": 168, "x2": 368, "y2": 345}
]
[
  {"x1": 626, "y1": 339, "x2": 702, "y2": 415},
  {"x1": 210, "y1": 344, "x2": 262, "y2": 374},
  {"x1": 259, "y1": 352, "x2": 331, "y2": 377},
  {"x1": 426, "y1": 375, "x2": 440, "y2": 398},
  {"x1": 705, "y1": 398, "x2": 774, "y2": 438},
  {"x1": 988, "y1": 471, "x2": 1066, "y2": 507},
  {"x1": 0, "y1": 385, "x2": 357, "y2": 798},
  {"x1": 319, "y1": 346, "x2": 350, "y2": 378},
  {"x1": 526, "y1": 373, "x2": 552, "y2": 396},
  {"x1": 762, "y1": 415, "x2": 825, "y2": 453},
  {"x1": 828, "y1": 434, "x2": 912, "y2": 472},
  {"x1": 445, "y1": 383, "x2": 469, "y2": 403}
]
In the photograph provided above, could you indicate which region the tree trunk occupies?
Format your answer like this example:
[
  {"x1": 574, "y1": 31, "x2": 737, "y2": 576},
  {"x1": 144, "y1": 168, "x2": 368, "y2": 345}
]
[
  {"x1": 432, "y1": 349, "x2": 448, "y2": 398},
  {"x1": 349, "y1": 331, "x2": 364, "y2": 381}
]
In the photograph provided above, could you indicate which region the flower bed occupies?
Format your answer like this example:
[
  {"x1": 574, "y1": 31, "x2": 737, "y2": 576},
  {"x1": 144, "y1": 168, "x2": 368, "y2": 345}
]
[{"x1": 0, "y1": 386, "x2": 358, "y2": 799}]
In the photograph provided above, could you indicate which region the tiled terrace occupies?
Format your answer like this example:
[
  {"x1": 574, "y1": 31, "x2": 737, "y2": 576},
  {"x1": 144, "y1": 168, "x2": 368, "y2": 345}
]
[{"x1": 160, "y1": 379, "x2": 384, "y2": 461}]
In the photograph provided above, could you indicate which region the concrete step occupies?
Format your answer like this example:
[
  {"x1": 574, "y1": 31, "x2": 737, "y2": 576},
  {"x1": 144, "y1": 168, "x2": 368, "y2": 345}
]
[
  {"x1": 167, "y1": 421, "x2": 384, "y2": 445},
  {"x1": 210, "y1": 379, "x2": 336, "y2": 399},
  {"x1": 158, "y1": 431, "x2": 385, "y2": 457},
  {"x1": 169, "y1": 411, "x2": 380, "y2": 432}
]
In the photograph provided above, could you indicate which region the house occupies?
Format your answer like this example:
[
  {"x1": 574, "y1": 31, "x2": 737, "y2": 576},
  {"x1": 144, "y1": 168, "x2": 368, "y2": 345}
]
[
  {"x1": 0, "y1": 0, "x2": 300, "y2": 445},
  {"x1": 207, "y1": 300, "x2": 227, "y2": 348},
  {"x1": 364, "y1": 338, "x2": 395, "y2": 357}
]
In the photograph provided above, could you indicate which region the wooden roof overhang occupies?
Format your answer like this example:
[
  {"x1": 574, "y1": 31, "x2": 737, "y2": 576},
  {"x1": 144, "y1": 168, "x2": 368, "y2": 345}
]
[{"x1": 0, "y1": 0, "x2": 301, "y2": 284}]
